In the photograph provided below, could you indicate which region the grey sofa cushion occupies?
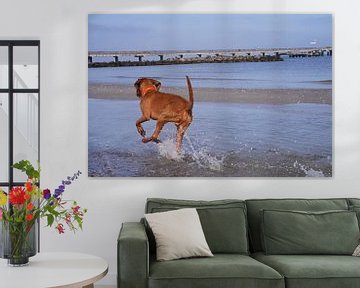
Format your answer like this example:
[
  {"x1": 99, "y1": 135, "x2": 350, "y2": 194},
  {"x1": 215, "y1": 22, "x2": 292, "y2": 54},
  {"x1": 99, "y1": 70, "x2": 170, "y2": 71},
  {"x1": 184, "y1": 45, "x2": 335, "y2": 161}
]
[
  {"x1": 261, "y1": 209, "x2": 359, "y2": 255},
  {"x1": 349, "y1": 205, "x2": 360, "y2": 229},
  {"x1": 149, "y1": 254, "x2": 284, "y2": 288},
  {"x1": 347, "y1": 199, "x2": 360, "y2": 207},
  {"x1": 246, "y1": 198, "x2": 349, "y2": 252},
  {"x1": 146, "y1": 198, "x2": 249, "y2": 254},
  {"x1": 253, "y1": 252, "x2": 360, "y2": 288}
]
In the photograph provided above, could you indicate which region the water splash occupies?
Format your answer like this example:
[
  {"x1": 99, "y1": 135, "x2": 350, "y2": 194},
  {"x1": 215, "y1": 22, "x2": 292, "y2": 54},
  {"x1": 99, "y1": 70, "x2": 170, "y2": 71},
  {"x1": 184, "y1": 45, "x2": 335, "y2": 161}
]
[
  {"x1": 156, "y1": 136, "x2": 224, "y2": 172},
  {"x1": 293, "y1": 161, "x2": 324, "y2": 177},
  {"x1": 157, "y1": 139, "x2": 183, "y2": 161},
  {"x1": 184, "y1": 135, "x2": 224, "y2": 171}
]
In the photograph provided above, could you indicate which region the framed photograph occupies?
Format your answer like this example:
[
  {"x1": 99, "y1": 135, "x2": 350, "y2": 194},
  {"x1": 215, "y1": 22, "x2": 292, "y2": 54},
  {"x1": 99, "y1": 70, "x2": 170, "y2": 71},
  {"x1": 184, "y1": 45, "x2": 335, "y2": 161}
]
[{"x1": 88, "y1": 14, "x2": 332, "y2": 177}]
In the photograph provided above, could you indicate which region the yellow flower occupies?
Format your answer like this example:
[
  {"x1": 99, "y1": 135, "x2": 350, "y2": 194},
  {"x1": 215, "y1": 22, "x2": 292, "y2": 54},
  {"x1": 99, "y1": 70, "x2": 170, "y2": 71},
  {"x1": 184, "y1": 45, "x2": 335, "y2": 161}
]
[{"x1": 0, "y1": 190, "x2": 7, "y2": 206}]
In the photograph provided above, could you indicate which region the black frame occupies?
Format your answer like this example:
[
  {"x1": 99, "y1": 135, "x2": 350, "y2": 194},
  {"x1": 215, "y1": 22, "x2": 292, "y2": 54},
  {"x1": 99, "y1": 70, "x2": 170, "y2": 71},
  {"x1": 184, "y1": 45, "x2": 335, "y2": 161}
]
[
  {"x1": 0, "y1": 40, "x2": 40, "y2": 250},
  {"x1": 0, "y1": 40, "x2": 40, "y2": 188}
]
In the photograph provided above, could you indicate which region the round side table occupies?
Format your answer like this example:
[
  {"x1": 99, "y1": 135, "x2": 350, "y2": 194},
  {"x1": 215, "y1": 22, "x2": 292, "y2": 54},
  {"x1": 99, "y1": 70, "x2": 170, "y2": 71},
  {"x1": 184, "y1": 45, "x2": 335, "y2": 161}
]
[{"x1": 0, "y1": 252, "x2": 108, "y2": 288}]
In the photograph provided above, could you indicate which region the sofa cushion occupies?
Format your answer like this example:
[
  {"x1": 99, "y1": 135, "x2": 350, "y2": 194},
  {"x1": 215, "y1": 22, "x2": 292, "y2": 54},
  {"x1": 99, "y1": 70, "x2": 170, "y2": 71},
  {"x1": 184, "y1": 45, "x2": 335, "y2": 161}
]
[
  {"x1": 252, "y1": 252, "x2": 360, "y2": 288},
  {"x1": 347, "y1": 198, "x2": 360, "y2": 207},
  {"x1": 261, "y1": 209, "x2": 359, "y2": 255},
  {"x1": 347, "y1": 199, "x2": 360, "y2": 229},
  {"x1": 145, "y1": 208, "x2": 213, "y2": 261},
  {"x1": 349, "y1": 205, "x2": 360, "y2": 228},
  {"x1": 246, "y1": 198, "x2": 349, "y2": 252},
  {"x1": 146, "y1": 198, "x2": 249, "y2": 254},
  {"x1": 149, "y1": 254, "x2": 284, "y2": 288}
]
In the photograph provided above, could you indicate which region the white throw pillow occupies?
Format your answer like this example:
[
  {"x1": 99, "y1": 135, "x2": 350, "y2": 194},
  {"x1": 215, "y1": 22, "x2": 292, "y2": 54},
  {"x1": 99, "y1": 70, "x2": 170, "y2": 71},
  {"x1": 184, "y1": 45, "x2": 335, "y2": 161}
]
[
  {"x1": 353, "y1": 244, "x2": 360, "y2": 256},
  {"x1": 145, "y1": 208, "x2": 213, "y2": 261}
]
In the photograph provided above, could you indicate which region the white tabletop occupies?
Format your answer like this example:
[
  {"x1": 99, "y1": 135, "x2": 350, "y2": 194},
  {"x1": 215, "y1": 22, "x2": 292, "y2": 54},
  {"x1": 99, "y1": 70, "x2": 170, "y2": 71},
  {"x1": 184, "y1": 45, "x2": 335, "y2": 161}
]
[{"x1": 0, "y1": 252, "x2": 108, "y2": 288}]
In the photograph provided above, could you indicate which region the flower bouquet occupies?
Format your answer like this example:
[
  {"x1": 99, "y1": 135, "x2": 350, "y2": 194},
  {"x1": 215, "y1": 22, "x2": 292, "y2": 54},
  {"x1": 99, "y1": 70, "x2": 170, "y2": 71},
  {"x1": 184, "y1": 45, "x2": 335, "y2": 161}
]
[{"x1": 0, "y1": 160, "x2": 87, "y2": 266}]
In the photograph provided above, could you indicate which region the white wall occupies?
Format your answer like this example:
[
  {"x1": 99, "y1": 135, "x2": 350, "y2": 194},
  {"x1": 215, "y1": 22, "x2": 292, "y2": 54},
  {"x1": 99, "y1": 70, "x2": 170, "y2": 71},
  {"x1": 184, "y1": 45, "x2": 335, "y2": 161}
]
[{"x1": 1, "y1": 0, "x2": 360, "y2": 286}]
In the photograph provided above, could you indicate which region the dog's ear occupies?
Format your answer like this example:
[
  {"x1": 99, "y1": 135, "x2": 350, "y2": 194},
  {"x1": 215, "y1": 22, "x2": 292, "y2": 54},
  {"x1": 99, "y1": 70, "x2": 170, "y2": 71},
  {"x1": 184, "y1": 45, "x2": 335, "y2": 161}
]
[
  {"x1": 134, "y1": 78, "x2": 143, "y2": 97},
  {"x1": 134, "y1": 78, "x2": 142, "y2": 88},
  {"x1": 151, "y1": 79, "x2": 161, "y2": 91}
]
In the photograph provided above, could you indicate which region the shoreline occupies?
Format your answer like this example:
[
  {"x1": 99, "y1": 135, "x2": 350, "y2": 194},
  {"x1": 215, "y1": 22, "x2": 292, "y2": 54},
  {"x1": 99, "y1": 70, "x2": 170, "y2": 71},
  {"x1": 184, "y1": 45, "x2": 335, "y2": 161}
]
[{"x1": 88, "y1": 83, "x2": 332, "y2": 105}]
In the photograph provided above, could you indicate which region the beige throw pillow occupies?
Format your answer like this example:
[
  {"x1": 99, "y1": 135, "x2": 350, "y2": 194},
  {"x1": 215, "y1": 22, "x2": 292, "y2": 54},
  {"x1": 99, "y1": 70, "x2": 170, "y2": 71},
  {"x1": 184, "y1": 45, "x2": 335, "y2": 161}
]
[
  {"x1": 145, "y1": 208, "x2": 213, "y2": 261},
  {"x1": 353, "y1": 244, "x2": 360, "y2": 256}
]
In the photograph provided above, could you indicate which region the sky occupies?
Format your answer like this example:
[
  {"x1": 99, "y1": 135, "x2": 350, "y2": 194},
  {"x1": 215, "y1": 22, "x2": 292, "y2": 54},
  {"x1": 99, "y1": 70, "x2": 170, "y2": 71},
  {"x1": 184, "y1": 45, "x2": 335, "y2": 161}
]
[{"x1": 88, "y1": 14, "x2": 332, "y2": 51}]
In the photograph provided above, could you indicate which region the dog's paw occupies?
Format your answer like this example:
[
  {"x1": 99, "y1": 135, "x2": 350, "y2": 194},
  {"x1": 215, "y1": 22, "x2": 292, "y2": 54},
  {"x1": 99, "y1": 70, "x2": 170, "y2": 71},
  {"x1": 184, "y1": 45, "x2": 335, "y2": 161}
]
[
  {"x1": 137, "y1": 127, "x2": 146, "y2": 137},
  {"x1": 142, "y1": 137, "x2": 151, "y2": 143}
]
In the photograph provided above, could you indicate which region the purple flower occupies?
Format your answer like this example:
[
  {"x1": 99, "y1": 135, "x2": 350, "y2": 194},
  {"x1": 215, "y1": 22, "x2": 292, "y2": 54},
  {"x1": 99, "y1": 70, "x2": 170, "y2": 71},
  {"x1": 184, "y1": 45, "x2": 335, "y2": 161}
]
[
  {"x1": 43, "y1": 189, "x2": 51, "y2": 200},
  {"x1": 54, "y1": 171, "x2": 82, "y2": 199},
  {"x1": 54, "y1": 189, "x2": 63, "y2": 198}
]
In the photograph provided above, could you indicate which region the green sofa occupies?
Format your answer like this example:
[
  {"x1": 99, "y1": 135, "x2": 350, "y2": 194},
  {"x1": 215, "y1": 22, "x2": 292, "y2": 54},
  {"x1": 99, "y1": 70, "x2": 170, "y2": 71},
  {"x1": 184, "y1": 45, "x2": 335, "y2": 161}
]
[{"x1": 118, "y1": 198, "x2": 360, "y2": 288}]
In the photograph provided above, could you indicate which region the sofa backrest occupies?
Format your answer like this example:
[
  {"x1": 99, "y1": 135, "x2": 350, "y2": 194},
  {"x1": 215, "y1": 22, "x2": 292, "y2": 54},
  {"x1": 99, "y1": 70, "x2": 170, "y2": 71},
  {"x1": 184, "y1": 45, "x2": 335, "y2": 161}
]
[
  {"x1": 245, "y1": 198, "x2": 349, "y2": 252},
  {"x1": 145, "y1": 198, "x2": 249, "y2": 255}
]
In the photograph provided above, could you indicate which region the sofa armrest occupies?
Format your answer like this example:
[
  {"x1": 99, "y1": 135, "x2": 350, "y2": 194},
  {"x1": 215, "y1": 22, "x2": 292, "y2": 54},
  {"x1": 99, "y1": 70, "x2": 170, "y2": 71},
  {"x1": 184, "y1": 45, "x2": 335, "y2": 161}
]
[{"x1": 118, "y1": 222, "x2": 149, "y2": 288}]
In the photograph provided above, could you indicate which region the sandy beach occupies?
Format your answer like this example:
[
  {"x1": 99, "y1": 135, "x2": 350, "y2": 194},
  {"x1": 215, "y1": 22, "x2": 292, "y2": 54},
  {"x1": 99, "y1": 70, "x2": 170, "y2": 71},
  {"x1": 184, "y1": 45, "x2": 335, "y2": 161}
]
[{"x1": 88, "y1": 83, "x2": 332, "y2": 105}]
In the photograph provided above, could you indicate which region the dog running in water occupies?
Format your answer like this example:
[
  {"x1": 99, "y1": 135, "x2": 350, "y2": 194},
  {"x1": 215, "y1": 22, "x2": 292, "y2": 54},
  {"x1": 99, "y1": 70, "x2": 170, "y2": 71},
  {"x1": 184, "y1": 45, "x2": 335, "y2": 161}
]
[{"x1": 134, "y1": 76, "x2": 194, "y2": 153}]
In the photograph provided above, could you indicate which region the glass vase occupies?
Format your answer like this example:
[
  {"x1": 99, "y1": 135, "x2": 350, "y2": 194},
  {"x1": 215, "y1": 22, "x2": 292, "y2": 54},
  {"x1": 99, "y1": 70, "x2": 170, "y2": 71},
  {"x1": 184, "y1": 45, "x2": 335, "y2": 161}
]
[{"x1": 0, "y1": 220, "x2": 37, "y2": 266}]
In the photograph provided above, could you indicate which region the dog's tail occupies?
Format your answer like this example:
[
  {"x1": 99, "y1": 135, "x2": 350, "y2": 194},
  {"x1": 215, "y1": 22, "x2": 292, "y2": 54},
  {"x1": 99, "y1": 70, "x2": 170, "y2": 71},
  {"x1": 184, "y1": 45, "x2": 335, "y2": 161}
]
[{"x1": 186, "y1": 76, "x2": 194, "y2": 110}]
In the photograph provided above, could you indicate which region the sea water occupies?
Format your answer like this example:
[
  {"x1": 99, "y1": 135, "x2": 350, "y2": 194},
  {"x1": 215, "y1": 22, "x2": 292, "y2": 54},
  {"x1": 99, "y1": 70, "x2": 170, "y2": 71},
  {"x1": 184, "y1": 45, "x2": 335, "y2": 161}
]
[
  {"x1": 88, "y1": 56, "x2": 332, "y2": 177},
  {"x1": 88, "y1": 99, "x2": 332, "y2": 177},
  {"x1": 88, "y1": 56, "x2": 332, "y2": 89}
]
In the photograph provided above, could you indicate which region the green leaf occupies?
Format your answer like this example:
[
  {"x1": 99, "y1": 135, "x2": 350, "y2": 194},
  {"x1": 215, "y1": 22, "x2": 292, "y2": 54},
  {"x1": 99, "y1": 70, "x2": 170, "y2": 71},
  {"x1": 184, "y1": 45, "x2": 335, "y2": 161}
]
[
  {"x1": 47, "y1": 214, "x2": 54, "y2": 227},
  {"x1": 75, "y1": 216, "x2": 83, "y2": 230},
  {"x1": 12, "y1": 160, "x2": 40, "y2": 180}
]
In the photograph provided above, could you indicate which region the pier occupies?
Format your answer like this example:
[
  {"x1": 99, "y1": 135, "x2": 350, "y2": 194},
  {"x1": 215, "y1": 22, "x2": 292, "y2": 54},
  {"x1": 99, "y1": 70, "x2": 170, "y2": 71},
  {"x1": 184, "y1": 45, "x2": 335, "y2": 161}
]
[{"x1": 88, "y1": 47, "x2": 332, "y2": 67}]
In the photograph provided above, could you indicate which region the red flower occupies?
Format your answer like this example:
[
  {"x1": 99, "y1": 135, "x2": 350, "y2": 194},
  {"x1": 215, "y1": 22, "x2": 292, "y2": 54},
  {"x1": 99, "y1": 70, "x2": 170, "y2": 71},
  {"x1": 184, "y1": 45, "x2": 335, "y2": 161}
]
[
  {"x1": 9, "y1": 187, "x2": 26, "y2": 205},
  {"x1": 65, "y1": 214, "x2": 71, "y2": 225},
  {"x1": 26, "y1": 214, "x2": 33, "y2": 221},
  {"x1": 25, "y1": 182, "x2": 33, "y2": 192},
  {"x1": 72, "y1": 205, "x2": 80, "y2": 215},
  {"x1": 56, "y1": 223, "x2": 65, "y2": 234},
  {"x1": 24, "y1": 193, "x2": 31, "y2": 200},
  {"x1": 26, "y1": 203, "x2": 34, "y2": 210}
]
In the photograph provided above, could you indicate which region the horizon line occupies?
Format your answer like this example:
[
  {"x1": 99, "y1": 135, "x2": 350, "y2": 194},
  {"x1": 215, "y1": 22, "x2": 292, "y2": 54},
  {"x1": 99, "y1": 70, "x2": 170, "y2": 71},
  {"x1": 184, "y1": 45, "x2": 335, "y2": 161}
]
[{"x1": 89, "y1": 46, "x2": 332, "y2": 54}]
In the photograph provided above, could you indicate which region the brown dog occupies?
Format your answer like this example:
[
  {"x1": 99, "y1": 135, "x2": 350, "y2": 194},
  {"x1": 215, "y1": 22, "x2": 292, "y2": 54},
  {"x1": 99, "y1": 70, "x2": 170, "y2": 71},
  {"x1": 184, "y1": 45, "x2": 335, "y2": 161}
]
[{"x1": 134, "y1": 76, "x2": 194, "y2": 153}]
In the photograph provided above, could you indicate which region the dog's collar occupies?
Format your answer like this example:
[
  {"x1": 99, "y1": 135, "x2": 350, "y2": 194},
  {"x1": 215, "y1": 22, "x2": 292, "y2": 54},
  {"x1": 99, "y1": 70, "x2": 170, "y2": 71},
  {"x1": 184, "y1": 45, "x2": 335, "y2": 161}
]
[{"x1": 142, "y1": 86, "x2": 157, "y2": 95}]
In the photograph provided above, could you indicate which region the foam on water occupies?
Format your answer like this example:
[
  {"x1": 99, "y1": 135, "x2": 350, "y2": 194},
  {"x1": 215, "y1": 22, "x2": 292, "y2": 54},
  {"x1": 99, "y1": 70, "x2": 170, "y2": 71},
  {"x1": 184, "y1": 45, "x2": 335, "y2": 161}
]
[
  {"x1": 157, "y1": 139, "x2": 183, "y2": 161},
  {"x1": 156, "y1": 136, "x2": 224, "y2": 172},
  {"x1": 293, "y1": 161, "x2": 325, "y2": 177},
  {"x1": 184, "y1": 135, "x2": 224, "y2": 171}
]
